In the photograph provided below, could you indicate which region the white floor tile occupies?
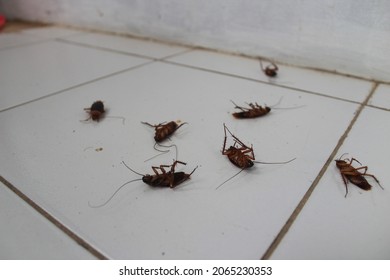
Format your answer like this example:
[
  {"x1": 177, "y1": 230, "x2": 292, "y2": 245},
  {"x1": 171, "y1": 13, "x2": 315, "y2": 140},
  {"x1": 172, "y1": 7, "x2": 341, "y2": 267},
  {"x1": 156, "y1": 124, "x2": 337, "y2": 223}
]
[
  {"x1": 0, "y1": 61, "x2": 361, "y2": 259},
  {"x1": 0, "y1": 32, "x2": 46, "y2": 50},
  {"x1": 167, "y1": 49, "x2": 373, "y2": 102},
  {"x1": 0, "y1": 40, "x2": 150, "y2": 111},
  {"x1": 369, "y1": 84, "x2": 390, "y2": 110},
  {"x1": 0, "y1": 182, "x2": 96, "y2": 259},
  {"x1": 62, "y1": 32, "x2": 191, "y2": 59},
  {"x1": 271, "y1": 106, "x2": 390, "y2": 259}
]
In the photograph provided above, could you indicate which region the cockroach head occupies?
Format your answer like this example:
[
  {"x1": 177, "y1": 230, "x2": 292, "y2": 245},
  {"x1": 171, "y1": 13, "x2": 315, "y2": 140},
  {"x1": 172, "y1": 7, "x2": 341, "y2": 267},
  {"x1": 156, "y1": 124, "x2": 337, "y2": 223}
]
[
  {"x1": 335, "y1": 159, "x2": 346, "y2": 169},
  {"x1": 142, "y1": 174, "x2": 153, "y2": 184},
  {"x1": 335, "y1": 153, "x2": 349, "y2": 166}
]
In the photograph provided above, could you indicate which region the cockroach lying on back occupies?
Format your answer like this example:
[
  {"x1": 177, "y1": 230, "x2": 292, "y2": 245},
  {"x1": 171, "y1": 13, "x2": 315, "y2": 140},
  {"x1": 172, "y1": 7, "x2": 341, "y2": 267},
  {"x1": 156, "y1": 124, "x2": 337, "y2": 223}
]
[
  {"x1": 335, "y1": 154, "x2": 383, "y2": 197},
  {"x1": 82, "y1": 100, "x2": 125, "y2": 123},
  {"x1": 141, "y1": 121, "x2": 188, "y2": 142},
  {"x1": 260, "y1": 59, "x2": 279, "y2": 77},
  {"x1": 230, "y1": 98, "x2": 304, "y2": 119},
  {"x1": 217, "y1": 124, "x2": 295, "y2": 189},
  {"x1": 89, "y1": 160, "x2": 197, "y2": 208},
  {"x1": 231, "y1": 101, "x2": 271, "y2": 119}
]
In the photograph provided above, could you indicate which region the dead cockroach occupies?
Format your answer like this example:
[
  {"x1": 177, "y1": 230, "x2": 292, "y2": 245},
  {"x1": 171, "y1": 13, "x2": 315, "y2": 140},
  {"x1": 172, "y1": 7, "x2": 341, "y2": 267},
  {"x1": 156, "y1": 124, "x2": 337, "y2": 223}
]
[
  {"x1": 82, "y1": 100, "x2": 125, "y2": 123},
  {"x1": 83, "y1": 100, "x2": 105, "y2": 121},
  {"x1": 89, "y1": 160, "x2": 197, "y2": 208},
  {"x1": 230, "y1": 98, "x2": 304, "y2": 119},
  {"x1": 335, "y1": 154, "x2": 383, "y2": 197},
  {"x1": 217, "y1": 124, "x2": 295, "y2": 189},
  {"x1": 141, "y1": 121, "x2": 187, "y2": 142},
  {"x1": 231, "y1": 100, "x2": 271, "y2": 119},
  {"x1": 260, "y1": 59, "x2": 278, "y2": 77}
]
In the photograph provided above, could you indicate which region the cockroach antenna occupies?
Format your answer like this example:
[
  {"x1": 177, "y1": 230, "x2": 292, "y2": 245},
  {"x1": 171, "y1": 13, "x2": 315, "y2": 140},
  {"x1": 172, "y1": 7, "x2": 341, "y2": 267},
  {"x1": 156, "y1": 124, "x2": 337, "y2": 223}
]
[{"x1": 144, "y1": 143, "x2": 179, "y2": 162}]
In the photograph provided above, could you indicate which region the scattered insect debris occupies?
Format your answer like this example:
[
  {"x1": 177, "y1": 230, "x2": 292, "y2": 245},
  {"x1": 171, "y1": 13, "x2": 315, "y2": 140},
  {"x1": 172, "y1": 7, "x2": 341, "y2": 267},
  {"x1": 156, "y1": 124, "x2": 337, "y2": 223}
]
[
  {"x1": 88, "y1": 160, "x2": 198, "y2": 208},
  {"x1": 230, "y1": 97, "x2": 304, "y2": 119},
  {"x1": 335, "y1": 154, "x2": 383, "y2": 197},
  {"x1": 141, "y1": 120, "x2": 188, "y2": 142},
  {"x1": 260, "y1": 59, "x2": 279, "y2": 77},
  {"x1": 81, "y1": 100, "x2": 125, "y2": 124},
  {"x1": 217, "y1": 124, "x2": 295, "y2": 189},
  {"x1": 83, "y1": 146, "x2": 104, "y2": 152}
]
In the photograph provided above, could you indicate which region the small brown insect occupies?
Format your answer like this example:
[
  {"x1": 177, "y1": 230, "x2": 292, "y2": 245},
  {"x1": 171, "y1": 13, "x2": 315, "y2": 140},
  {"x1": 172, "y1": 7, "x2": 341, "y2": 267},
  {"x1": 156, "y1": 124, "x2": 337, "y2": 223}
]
[
  {"x1": 217, "y1": 124, "x2": 295, "y2": 189},
  {"x1": 82, "y1": 100, "x2": 125, "y2": 123},
  {"x1": 84, "y1": 100, "x2": 105, "y2": 121},
  {"x1": 335, "y1": 154, "x2": 383, "y2": 197},
  {"x1": 142, "y1": 121, "x2": 187, "y2": 142},
  {"x1": 89, "y1": 160, "x2": 197, "y2": 208},
  {"x1": 231, "y1": 100, "x2": 271, "y2": 119},
  {"x1": 222, "y1": 124, "x2": 256, "y2": 169},
  {"x1": 260, "y1": 59, "x2": 279, "y2": 77},
  {"x1": 231, "y1": 98, "x2": 304, "y2": 119}
]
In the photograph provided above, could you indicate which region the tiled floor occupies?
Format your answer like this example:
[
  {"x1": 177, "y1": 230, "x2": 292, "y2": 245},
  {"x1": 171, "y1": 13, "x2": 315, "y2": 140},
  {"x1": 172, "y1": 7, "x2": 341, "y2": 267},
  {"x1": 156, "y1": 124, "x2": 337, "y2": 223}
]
[{"x1": 1, "y1": 25, "x2": 389, "y2": 260}]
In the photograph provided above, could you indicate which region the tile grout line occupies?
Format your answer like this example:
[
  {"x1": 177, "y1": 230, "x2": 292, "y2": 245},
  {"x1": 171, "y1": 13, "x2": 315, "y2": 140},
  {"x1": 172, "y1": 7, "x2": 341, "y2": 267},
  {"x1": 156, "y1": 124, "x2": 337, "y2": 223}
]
[
  {"x1": 57, "y1": 37, "x2": 196, "y2": 61},
  {"x1": 366, "y1": 103, "x2": 390, "y2": 112},
  {"x1": 158, "y1": 48, "x2": 196, "y2": 61},
  {"x1": 0, "y1": 32, "x2": 370, "y2": 111},
  {"x1": 56, "y1": 34, "x2": 390, "y2": 89},
  {"x1": 56, "y1": 38, "x2": 157, "y2": 60},
  {"x1": 261, "y1": 82, "x2": 379, "y2": 260},
  {"x1": 161, "y1": 60, "x2": 363, "y2": 106},
  {"x1": 0, "y1": 60, "x2": 155, "y2": 114},
  {"x1": 0, "y1": 175, "x2": 108, "y2": 260},
  {"x1": 0, "y1": 38, "x2": 54, "y2": 52}
]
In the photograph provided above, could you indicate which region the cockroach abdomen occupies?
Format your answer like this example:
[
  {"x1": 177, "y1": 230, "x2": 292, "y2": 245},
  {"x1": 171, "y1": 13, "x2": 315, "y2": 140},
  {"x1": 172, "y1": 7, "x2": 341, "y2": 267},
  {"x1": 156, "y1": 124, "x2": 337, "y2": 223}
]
[{"x1": 90, "y1": 100, "x2": 105, "y2": 113}]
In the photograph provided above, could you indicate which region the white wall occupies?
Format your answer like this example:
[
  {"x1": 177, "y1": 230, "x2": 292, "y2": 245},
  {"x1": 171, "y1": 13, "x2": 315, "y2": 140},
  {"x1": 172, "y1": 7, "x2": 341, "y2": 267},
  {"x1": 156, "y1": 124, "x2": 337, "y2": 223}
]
[{"x1": 1, "y1": 0, "x2": 389, "y2": 82}]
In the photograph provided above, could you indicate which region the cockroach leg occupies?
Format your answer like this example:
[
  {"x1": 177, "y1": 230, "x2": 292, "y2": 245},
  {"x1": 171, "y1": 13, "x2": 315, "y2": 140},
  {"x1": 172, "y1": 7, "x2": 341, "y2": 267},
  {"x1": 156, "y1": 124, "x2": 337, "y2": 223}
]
[{"x1": 144, "y1": 143, "x2": 178, "y2": 163}]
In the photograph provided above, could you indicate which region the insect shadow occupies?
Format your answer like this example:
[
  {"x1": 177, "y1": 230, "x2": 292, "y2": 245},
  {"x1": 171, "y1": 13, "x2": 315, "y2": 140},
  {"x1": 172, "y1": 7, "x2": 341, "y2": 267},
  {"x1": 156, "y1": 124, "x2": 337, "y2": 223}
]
[
  {"x1": 81, "y1": 100, "x2": 125, "y2": 124},
  {"x1": 335, "y1": 153, "x2": 383, "y2": 197},
  {"x1": 88, "y1": 160, "x2": 198, "y2": 208},
  {"x1": 216, "y1": 124, "x2": 295, "y2": 189}
]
